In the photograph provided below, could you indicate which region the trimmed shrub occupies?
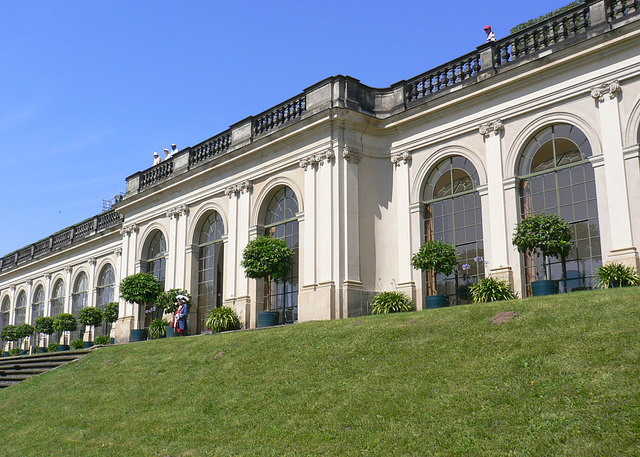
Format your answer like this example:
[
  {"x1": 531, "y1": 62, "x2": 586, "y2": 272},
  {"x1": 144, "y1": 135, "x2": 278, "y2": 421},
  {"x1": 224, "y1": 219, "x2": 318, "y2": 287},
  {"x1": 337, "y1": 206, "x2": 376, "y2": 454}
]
[
  {"x1": 470, "y1": 278, "x2": 518, "y2": 303},
  {"x1": 241, "y1": 236, "x2": 293, "y2": 283},
  {"x1": 156, "y1": 289, "x2": 192, "y2": 315},
  {"x1": 206, "y1": 307, "x2": 242, "y2": 333},
  {"x1": 370, "y1": 291, "x2": 415, "y2": 314},
  {"x1": 411, "y1": 240, "x2": 459, "y2": 277}
]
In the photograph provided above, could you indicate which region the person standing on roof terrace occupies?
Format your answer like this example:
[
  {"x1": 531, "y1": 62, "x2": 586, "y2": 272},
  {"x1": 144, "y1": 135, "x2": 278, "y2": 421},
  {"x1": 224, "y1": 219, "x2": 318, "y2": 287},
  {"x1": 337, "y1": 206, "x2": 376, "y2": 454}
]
[
  {"x1": 171, "y1": 143, "x2": 178, "y2": 155},
  {"x1": 153, "y1": 151, "x2": 162, "y2": 166},
  {"x1": 164, "y1": 148, "x2": 172, "y2": 160},
  {"x1": 484, "y1": 25, "x2": 496, "y2": 42}
]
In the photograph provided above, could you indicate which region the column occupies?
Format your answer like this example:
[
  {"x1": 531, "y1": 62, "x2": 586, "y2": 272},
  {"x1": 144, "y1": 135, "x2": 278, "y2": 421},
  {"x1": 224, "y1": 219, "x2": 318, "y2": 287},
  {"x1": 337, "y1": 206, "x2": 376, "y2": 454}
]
[
  {"x1": 591, "y1": 81, "x2": 638, "y2": 265},
  {"x1": 479, "y1": 120, "x2": 513, "y2": 283},
  {"x1": 391, "y1": 150, "x2": 416, "y2": 299}
]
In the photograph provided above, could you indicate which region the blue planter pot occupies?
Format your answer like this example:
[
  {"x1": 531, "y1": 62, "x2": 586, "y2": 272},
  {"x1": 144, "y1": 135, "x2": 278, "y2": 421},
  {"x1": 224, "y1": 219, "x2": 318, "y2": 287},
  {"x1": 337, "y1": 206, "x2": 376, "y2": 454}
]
[
  {"x1": 58, "y1": 344, "x2": 70, "y2": 351},
  {"x1": 425, "y1": 295, "x2": 446, "y2": 309},
  {"x1": 531, "y1": 280, "x2": 558, "y2": 296},
  {"x1": 130, "y1": 329, "x2": 147, "y2": 342},
  {"x1": 258, "y1": 311, "x2": 280, "y2": 327},
  {"x1": 166, "y1": 325, "x2": 175, "y2": 338},
  {"x1": 110, "y1": 338, "x2": 115, "y2": 345},
  {"x1": 83, "y1": 341, "x2": 94, "y2": 349},
  {"x1": 37, "y1": 347, "x2": 47, "y2": 353}
]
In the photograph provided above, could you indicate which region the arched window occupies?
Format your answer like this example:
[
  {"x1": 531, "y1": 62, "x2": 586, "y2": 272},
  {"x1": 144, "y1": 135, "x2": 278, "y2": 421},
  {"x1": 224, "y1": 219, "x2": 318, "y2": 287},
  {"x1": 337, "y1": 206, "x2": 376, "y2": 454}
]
[
  {"x1": 264, "y1": 187, "x2": 299, "y2": 323},
  {"x1": 15, "y1": 291, "x2": 27, "y2": 326},
  {"x1": 96, "y1": 264, "x2": 115, "y2": 309},
  {"x1": 422, "y1": 156, "x2": 484, "y2": 305},
  {"x1": 145, "y1": 231, "x2": 166, "y2": 287},
  {"x1": 197, "y1": 212, "x2": 225, "y2": 333},
  {"x1": 51, "y1": 279, "x2": 65, "y2": 317},
  {"x1": 518, "y1": 123, "x2": 601, "y2": 293},
  {"x1": 0, "y1": 296, "x2": 9, "y2": 333},
  {"x1": 32, "y1": 285, "x2": 45, "y2": 322},
  {"x1": 71, "y1": 273, "x2": 88, "y2": 341}
]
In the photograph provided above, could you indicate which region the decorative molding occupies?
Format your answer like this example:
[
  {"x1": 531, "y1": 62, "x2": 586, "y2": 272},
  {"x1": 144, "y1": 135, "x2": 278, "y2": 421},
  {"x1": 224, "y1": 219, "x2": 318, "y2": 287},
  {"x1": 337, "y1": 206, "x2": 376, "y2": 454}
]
[
  {"x1": 44, "y1": 273, "x2": 51, "y2": 280},
  {"x1": 114, "y1": 248, "x2": 123, "y2": 257},
  {"x1": 299, "y1": 149, "x2": 336, "y2": 170},
  {"x1": 390, "y1": 150, "x2": 412, "y2": 166},
  {"x1": 65, "y1": 265, "x2": 73, "y2": 274},
  {"x1": 88, "y1": 257, "x2": 97, "y2": 266},
  {"x1": 478, "y1": 119, "x2": 504, "y2": 137},
  {"x1": 225, "y1": 180, "x2": 253, "y2": 197},
  {"x1": 120, "y1": 223, "x2": 139, "y2": 236},
  {"x1": 26, "y1": 279, "x2": 33, "y2": 286},
  {"x1": 342, "y1": 145, "x2": 363, "y2": 164},
  {"x1": 10, "y1": 284, "x2": 16, "y2": 291},
  {"x1": 590, "y1": 80, "x2": 621, "y2": 102}
]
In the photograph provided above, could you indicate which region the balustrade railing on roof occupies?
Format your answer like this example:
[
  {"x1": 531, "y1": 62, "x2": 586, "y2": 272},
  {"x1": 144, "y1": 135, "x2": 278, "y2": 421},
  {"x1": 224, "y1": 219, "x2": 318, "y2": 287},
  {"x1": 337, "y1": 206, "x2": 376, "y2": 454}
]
[
  {"x1": 253, "y1": 95, "x2": 306, "y2": 136},
  {"x1": 97, "y1": 210, "x2": 123, "y2": 230},
  {"x1": 16, "y1": 247, "x2": 32, "y2": 265},
  {"x1": 140, "y1": 160, "x2": 174, "y2": 190},
  {"x1": 189, "y1": 131, "x2": 232, "y2": 167},
  {"x1": 494, "y1": 3, "x2": 591, "y2": 67},
  {"x1": 406, "y1": 50, "x2": 482, "y2": 104},
  {"x1": 33, "y1": 239, "x2": 51, "y2": 257},
  {"x1": 610, "y1": 0, "x2": 640, "y2": 20}
]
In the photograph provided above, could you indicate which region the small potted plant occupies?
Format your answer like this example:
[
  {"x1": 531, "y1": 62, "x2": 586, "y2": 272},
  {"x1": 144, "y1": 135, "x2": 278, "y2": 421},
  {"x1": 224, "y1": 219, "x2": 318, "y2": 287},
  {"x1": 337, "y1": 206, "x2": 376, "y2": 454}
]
[
  {"x1": 370, "y1": 291, "x2": 415, "y2": 314},
  {"x1": 148, "y1": 318, "x2": 169, "y2": 339},
  {"x1": 470, "y1": 277, "x2": 518, "y2": 302},
  {"x1": 512, "y1": 213, "x2": 572, "y2": 296},
  {"x1": 94, "y1": 335, "x2": 111, "y2": 345},
  {"x1": 34, "y1": 316, "x2": 55, "y2": 352},
  {"x1": 155, "y1": 289, "x2": 191, "y2": 337},
  {"x1": 596, "y1": 262, "x2": 640, "y2": 289},
  {"x1": 411, "y1": 240, "x2": 459, "y2": 309},
  {"x1": 119, "y1": 273, "x2": 163, "y2": 342},
  {"x1": 52, "y1": 313, "x2": 78, "y2": 351},
  {"x1": 103, "y1": 302, "x2": 120, "y2": 344},
  {"x1": 206, "y1": 306, "x2": 241, "y2": 333},
  {"x1": 241, "y1": 235, "x2": 294, "y2": 327},
  {"x1": 78, "y1": 307, "x2": 104, "y2": 348}
]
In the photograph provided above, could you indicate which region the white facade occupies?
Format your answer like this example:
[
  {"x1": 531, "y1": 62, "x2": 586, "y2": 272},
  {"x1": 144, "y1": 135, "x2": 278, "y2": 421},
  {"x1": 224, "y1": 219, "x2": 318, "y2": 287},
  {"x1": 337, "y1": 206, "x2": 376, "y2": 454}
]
[{"x1": 2, "y1": 1, "x2": 640, "y2": 344}]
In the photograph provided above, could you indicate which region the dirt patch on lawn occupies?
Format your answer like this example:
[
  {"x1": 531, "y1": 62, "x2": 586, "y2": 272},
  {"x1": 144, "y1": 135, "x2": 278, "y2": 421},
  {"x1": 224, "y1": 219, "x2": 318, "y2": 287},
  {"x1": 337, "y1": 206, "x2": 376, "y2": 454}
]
[{"x1": 491, "y1": 311, "x2": 518, "y2": 325}]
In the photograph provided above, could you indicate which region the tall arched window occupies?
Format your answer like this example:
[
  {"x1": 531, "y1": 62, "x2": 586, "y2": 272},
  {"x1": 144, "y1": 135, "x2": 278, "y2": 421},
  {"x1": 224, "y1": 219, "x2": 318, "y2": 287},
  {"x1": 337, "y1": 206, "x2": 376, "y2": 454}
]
[
  {"x1": 96, "y1": 264, "x2": 115, "y2": 309},
  {"x1": 71, "y1": 273, "x2": 89, "y2": 341},
  {"x1": 51, "y1": 279, "x2": 65, "y2": 317},
  {"x1": 264, "y1": 187, "x2": 299, "y2": 323},
  {"x1": 0, "y1": 297, "x2": 9, "y2": 333},
  {"x1": 145, "y1": 231, "x2": 167, "y2": 287},
  {"x1": 518, "y1": 123, "x2": 601, "y2": 293},
  {"x1": 197, "y1": 212, "x2": 225, "y2": 333},
  {"x1": 422, "y1": 156, "x2": 484, "y2": 305},
  {"x1": 15, "y1": 291, "x2": 27, "y2": 326},
  {"x1": 32, "y1": 285, "x2": 45, "y2": 322}
]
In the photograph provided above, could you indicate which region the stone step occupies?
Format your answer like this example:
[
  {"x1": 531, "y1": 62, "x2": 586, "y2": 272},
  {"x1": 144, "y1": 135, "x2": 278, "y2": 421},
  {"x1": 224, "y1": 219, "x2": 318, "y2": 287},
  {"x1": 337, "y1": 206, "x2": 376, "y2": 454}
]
[{"x1": 0, "y1": 349, "x2": 92, "y2": 388}]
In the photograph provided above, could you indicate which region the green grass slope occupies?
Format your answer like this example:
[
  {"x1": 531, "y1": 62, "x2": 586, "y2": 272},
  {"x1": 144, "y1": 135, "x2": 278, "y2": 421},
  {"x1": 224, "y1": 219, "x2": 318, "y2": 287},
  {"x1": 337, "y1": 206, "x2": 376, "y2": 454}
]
[{"x1": 1, "y1": 288, "x2": 639, "y2": 456}]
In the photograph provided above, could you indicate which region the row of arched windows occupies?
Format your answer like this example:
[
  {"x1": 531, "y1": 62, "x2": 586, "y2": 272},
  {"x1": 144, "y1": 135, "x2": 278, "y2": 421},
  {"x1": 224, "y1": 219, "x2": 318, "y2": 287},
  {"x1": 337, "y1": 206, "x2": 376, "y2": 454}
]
[
  {"x1": 0, "y1": 264, "x2": 116, "y2": 340},
  {"x1": 423, "y1": 123, "x2": 602, "y2": 304}
]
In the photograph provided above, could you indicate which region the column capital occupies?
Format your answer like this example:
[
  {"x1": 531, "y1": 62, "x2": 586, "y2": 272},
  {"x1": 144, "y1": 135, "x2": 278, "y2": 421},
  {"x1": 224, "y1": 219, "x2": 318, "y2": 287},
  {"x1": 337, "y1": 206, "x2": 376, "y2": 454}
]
[
  {"x1": 391, "y1": 150, "x2": 412, "y2": 166},
  {"x1": 120, "y1": 223, "x2": 139, "y2": 236},
  {"x1": 225, "y1": 180, "x2": 253, "y2": 197},
  {"x1": 342, "y1": 145, "x2": 363, "y2": 164},
  {"x1": 590, "y1": 80, "x2": 621, "y2": 102},
  {"x1": 299, "y1": 149, "x2": 335, "y2": 170},
  {"x1": 479, "y1": 119, "x2": 504, "y2": 137}
]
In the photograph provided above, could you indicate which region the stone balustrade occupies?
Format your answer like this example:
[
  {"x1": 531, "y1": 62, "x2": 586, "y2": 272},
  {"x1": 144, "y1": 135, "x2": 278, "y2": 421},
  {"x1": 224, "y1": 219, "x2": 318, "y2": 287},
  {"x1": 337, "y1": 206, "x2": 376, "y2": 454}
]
[{"x1": 0, "y1": 210, "x2": 123, "y2": 273}]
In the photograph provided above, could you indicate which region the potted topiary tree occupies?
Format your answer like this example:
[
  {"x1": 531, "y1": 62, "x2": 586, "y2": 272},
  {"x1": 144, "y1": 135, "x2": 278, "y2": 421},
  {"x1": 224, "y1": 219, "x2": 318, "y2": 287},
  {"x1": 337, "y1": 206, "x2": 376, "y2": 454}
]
[
  {"x1": 241, "y1": 235, "x2": 293, "y2": 327},
  {"x1": 119, "y1": 273, "x2": 163, "y2": 342},
  {"x1": 411, "y1": 240, "x2": 459, "y2": 309},
  {"x1": 16, "y1": 323, "x2": 35, "y2": 354},
  {"x1": 34, "y1": 316, "x2": 55, "y2": 352},
  {"x1": 512, "y1": 213, "x2": 572, "y2": 296},
  {"x1": 103, "y1": 302, "x2": 119, "y2": 344},
  {"x1": 0, "y1": 324, "x2": 19, "y2": 355},
  {"x1": 78, "y1": 307, "x2": 104, "y2": 348},
  {"x1": 52, "y1": 313, "x2": 78, "y2": 351},
  {"x1": 155, "y1": 289, "x2": 191, "y2": 337}
]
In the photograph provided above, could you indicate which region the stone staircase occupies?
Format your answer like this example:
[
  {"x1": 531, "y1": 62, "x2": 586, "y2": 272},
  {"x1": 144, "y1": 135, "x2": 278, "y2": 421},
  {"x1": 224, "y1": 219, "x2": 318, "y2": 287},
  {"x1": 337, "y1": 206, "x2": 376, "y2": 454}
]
[{"x1": 0, "y1": 350, "x2": 90, "y2": 388}]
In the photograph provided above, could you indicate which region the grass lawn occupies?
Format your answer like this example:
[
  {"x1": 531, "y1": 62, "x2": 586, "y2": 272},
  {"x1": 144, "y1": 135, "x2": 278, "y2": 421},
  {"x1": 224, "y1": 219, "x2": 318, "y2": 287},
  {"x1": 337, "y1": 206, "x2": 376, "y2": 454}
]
[{"x1": 1, "y1": 287, "x2": 639, "y2": 456}]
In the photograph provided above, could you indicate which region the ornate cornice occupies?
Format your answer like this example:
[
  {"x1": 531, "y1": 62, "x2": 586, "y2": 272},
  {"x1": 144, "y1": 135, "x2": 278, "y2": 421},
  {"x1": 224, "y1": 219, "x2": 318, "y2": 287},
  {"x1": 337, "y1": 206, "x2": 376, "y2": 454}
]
[
  {"x1": 478, "y1": 119, "x2": 504, "y2": 137},
  {"x1": 114, "y1": 248, "x2": 122, "y2": 257},
  {"x1": 65, "y1": 265, "x2": 73, "y2": 274},
  {"x1": 120, "y1": 223, "x2": 139, "y2": 236},
  {"x1": 44, "y1": 273, "x2": 51, "y2": 280},
  {"x1": 590, "y1": 80, "x2": 621, "y2": 102},
  {"x1": 225, "y1": 180, "x2": 253, "y2": 197},
  {"x1": 87, "y1": 257, "x2": 97, "y2": 266},
  {"x1": 342, "y1": 145, "x2": 363, "y2": 164},
  {"x1": 26, "y1": 279, "x2": 33, "y2": 286},
  {"x1": 390, "y1": 150, "x2": 411, "y2": 166},
  {"x1": 299, "y1": 149, "x2": 335, "y2": 170}
]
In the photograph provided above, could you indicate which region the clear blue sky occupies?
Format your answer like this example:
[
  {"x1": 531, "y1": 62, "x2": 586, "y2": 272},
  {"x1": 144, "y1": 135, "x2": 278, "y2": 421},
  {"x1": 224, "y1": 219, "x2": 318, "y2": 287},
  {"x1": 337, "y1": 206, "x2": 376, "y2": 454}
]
[{"x1": 0, "y1": 0, "x2": 572, "y2": 256}]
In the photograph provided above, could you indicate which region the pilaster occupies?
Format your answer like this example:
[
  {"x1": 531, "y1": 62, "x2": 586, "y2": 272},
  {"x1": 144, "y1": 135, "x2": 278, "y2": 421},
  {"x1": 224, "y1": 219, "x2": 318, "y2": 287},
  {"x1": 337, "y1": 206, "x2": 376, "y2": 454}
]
[{"x1": 391, "y1": 150, "x2": 415, "y2": 295}]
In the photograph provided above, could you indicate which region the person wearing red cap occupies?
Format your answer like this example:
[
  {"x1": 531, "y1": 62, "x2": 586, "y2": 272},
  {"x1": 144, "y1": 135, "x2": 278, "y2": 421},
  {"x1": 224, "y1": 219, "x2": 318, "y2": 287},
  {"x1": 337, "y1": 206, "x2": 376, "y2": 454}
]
[{"x1": 484, "y1": 25, "x2": 496, "y2": 42}]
